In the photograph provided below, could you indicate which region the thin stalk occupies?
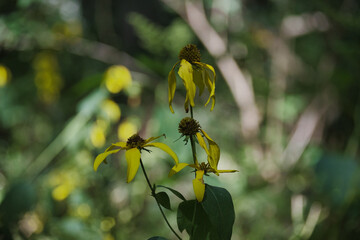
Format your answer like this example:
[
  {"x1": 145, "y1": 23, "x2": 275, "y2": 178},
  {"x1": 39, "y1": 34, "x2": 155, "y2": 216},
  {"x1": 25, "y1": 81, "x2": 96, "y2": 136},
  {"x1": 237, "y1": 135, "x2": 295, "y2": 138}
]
[
  {"x1": 189, "y1": 106, "x2": 198, "y2": 166},
  {"x1": 189, "y1": 135, "x2": 198, "y2": 165},
  {"x1": 140, "y1": 159, "x2": 182, "y2": 240}
]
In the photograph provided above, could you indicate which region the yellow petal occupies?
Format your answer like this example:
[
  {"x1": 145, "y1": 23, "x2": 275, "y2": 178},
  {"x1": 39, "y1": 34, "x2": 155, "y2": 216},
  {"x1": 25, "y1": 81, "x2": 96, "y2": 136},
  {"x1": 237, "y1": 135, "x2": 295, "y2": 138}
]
[
  {"x1": 196, "y1": 132, "x2": 209, "y2": 155},
  {"x1": 200, "y1": 129, "x2": 220, "y2": 170},
  {"x1": 125, "y1": 148, "x2": 141, "y2": 183},
  {"x1": 144, "y1": 142, "x2": 179, "y2": 165},
  {"x1": 94, "y1": 149, "x2": 121, "y2": 171},
  {"x1": 178, "y1": 59, "x2": 196, "y2": 107},
  {"x1": 168, "y1": 163, "x2": 190, "y2": 177},
  {"x1": 144, "y1": 134, "x2": 165, "y2": 144},
  {"x1": 105, "y1": 142, "x2": 127, "y2": 152},
  {"x1": 184, "y1": 94, "x2": 189, "y2": 113},
  {"x1": 168, "y1": 62, "x2": 179, "y2": 113},
  {"x1": 193, "y1": 65, "x2": 205, "y2": 96},
  {"x1": 193, "y1": 170, "x2": 205, "y2": 202},
  {"x1": 199, "y1": 63, "x2": 216, "y2": 111}
]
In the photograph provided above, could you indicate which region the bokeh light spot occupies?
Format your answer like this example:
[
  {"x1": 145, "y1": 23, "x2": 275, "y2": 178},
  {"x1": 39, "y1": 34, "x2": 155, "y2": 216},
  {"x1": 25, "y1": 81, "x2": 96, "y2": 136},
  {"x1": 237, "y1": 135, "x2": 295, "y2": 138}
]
[
  {"x1": 0, "y1": 65, "x2": 10, "y2": 87},
  {"x1": 100, "y1": 217, "x2": 116, "y2": 232},
  {"x1": 52, "y1": 184, "x2": 71, "y2": 201},
  {"x1": 117, "y1": 121, "x2": 138, "y2": 141},
  {"x1": 101, "y1": 99, "x2": 121, "y2": 122},
  {"x1": 76, "y1": 203, "x2": 91, "y2": 218},
  {"x1": 90, "y1": 121, "x2": 107, "y2": 148},
  {"x1": 104, "y1": 65, "x2": 132, "y2": 94}
]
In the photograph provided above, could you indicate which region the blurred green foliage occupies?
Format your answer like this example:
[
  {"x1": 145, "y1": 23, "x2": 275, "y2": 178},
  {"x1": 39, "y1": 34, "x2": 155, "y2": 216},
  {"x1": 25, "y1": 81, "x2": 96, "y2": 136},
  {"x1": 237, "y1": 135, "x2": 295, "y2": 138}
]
[{"x1": 0, "y1": 0, "x2": 360, "y2": 239}]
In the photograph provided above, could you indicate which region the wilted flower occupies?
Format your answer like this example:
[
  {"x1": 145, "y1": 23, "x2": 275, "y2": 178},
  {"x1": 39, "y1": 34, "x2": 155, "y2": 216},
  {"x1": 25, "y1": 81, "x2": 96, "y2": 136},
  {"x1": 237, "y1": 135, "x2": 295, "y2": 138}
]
[{"x1": 168, "y1": 44, "x2": 216, "y2": 113}]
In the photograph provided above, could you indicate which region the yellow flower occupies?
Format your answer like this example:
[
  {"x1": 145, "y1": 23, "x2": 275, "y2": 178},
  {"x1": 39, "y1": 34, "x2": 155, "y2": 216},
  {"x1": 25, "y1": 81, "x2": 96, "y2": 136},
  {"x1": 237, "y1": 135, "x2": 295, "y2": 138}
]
[
  {"x1": 178, "y1": 117, "x2": 220, "y2": 170},
  {"x1": 168, "y1": 44, "x2": 216, "y2": 113},
  {"x1": 94, "y1": 134, "x2": 179, "y2": 183},
  {"x1": 169, "y1": 162, "x2": 237, "y2": 202}
]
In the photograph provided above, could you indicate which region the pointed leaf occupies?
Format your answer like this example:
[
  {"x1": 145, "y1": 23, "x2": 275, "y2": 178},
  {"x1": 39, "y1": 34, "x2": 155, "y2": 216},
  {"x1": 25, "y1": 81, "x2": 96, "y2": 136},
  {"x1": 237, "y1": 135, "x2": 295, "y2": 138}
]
[
  {"x1": 155, "y1": 192, "x2": 171, "y2": 210},
  {"x1": 201, "y1": 184, "x2": 235, "y2": 240},
  {"x1": 157, "y1": 185, "x2": 186, "y2": 201},
  {"x1": 177, "y1": 200, "x2": 218, "y2": 240}
]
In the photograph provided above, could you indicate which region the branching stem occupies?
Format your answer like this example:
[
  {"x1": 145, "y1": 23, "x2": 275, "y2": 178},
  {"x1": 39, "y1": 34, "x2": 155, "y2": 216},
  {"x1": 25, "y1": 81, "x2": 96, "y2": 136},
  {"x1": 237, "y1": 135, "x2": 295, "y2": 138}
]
[{"x1": 140, "y1": 158, "x2": 182, "y2": 240}]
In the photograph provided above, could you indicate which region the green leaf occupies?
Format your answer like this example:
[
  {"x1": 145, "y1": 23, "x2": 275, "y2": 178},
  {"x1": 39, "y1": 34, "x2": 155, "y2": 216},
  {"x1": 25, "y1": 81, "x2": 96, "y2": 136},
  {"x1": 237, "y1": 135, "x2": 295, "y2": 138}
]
[
  {"x1": 147, "y1": 237, "x2": 169, "y2": 240},
  {"x1": 201, "y1": 184, "x2": 235, "y2": 240},
  {"x1": 177, "y1": 200, "x2": 218, "y2": 240},
  {"x1": 155, "y1": 192, "x2": 171, "y2": 210},
  {"x1": 157, "y1": 185, "x2": 186, "y2": 201}
]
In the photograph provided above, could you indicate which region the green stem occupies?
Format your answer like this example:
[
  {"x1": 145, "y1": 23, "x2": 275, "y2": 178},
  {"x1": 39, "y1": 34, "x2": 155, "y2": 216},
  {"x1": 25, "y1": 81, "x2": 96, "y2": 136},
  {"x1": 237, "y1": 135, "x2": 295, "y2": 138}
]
[
  {"x1": 190, "y1": 135, "x2": 198, "y2": 165},
  {"x1": 140, "y1": 159, "x2": 182, "y2": 240},
  {"x1": 189, "y1": 106, "x2": 198, "y2": 166}
]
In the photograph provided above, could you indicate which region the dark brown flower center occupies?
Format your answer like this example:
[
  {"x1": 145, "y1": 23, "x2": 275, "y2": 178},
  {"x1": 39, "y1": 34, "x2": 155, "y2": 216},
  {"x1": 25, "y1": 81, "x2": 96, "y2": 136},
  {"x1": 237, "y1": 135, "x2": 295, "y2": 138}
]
[
  {"x1": 178, "y1": 44, "x2": 201, "y2": 63},
  {"x1": 178, "y1": 117, "x2": 201, "y2": 136},
  {"x1": 126, "y1": 134, "x2": 145, "y2": 148}
]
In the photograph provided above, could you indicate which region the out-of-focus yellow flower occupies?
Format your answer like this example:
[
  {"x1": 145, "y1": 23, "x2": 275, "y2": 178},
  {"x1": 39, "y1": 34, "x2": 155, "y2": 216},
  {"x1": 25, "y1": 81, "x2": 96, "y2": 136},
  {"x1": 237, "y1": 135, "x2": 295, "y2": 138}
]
[
  {"x1": 169, "y1": 162, "x2": 237, "y2": 202},
  {"x1": 101, "y1": 99, "x2": 121, "y2": 122},
  {"x1": 94, "y1": 134, "x2": 179, "y2": 183},
  {"x1": 0, "y1": 65, "x2": 11, "y2": 87},
  {"x1": 48, "y1": 170, "x2": 82, "y2": 201},
  {"x1": 168, "y1": 44, "x2": 216, "y2": 113},
  {"x1": 104, "y1": 65, "x2": 132, "y2": 93},
  {"x1": 33, "y1": 52, "x2": 63, "y2": 103},
  {"x1": 100, "y1": 217, "x2": 116, "y2": 231},
  {"x1": 117, "y1": 121, "x2": 137, "y2": 141},
  {"x1": 76, "y1": 203, "x2": 91, "y2": 218},
  {"x1": 90, "y1": 120, "x2": 107, "y2": 148},
  {"x1": 103, "y1": 233, "x2": 115, "y2": 240},
  {"x1": 52, "y1": 184, "x2": 71, "y2": 201}
]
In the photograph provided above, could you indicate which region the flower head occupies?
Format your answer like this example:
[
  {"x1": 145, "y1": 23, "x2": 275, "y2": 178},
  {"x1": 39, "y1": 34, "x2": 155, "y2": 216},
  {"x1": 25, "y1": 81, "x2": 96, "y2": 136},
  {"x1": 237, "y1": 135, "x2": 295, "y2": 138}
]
[
  {"x1": 178, "y1": 117, "x2": 201, "y2": 136},
  {"x1": 168, "y1": 44, "x2": 216, "y2": 113},
  {"x1": 178, "y1": 117, "x2": 220, "y2": 171},
  {"x1": 168, "y1": 161, "x2": 237, "y2": 202},
  {"x1": 94, "y1": 134, "x2": 179, "y2": 183}
]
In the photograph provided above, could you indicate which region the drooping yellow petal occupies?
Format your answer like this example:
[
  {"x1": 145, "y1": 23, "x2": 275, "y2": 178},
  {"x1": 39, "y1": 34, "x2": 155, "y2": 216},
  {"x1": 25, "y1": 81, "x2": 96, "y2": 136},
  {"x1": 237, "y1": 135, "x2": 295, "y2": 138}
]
[
  {"x1": 94, "y1": 149, "x2": 122, "y2": 171},
  {"x1": 196, "y1": 132, "x2": 209, "y2": 155},
  {"x1": 184, "y1": 94, "x2": 189, "y2": 113},
  {"x1": 144, "y1": 142, "x2": 179, "y2": 165},
  {"x1": 199, "y1": 63, "x2": 216, "y2": 111},
  {"x1": 193, "y1": 65, "x2": 205, "y2": 96},
  {"x1": 168, "y1": 162, "x2": 190, "y2": 177},
  {"x1": 178, "y1": 59, "x2": 196, "y2": 107},
  {"x1": 125, "y1": 148, "x2": 141, "y2": 183},
  {"x1": 193, "y1": 170, "x2": 205, "y2": 202},
  {"x1": 168, "y1": 62, "x2": 179, "y2": 113},
  {"x1": 144, "y1": 134, "x2": 165, "y2": 144},
  {"x1": 105, "y1": 142, "x2": 127, "y2": 152},
  {"x1": 200, "y1": 129, "x2": 220, "y2": 171}
]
